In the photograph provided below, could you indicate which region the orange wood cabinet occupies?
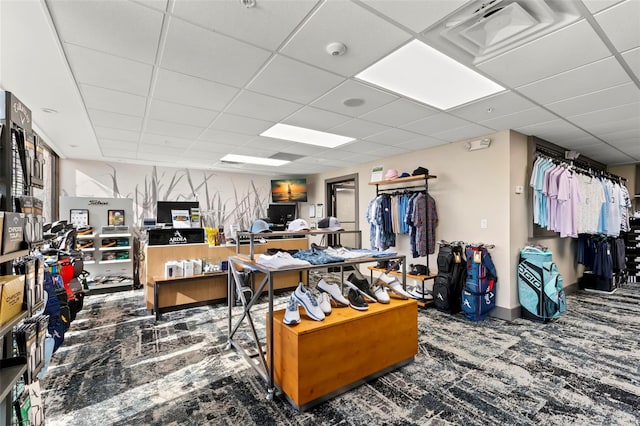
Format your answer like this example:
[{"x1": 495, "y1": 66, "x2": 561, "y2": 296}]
[{"x1": 271, "y1": 298, "x2": 418, "y2": 409}]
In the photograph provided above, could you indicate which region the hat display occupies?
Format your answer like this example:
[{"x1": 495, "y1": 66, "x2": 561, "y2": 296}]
[
  {"x1": 287, "y1": 218, "x2": 310, "y2": 232},
  {"x1": 318, "y1": 216, "x2": 344, "y2": 231},
  {"x1": 412, "y1": 166, "x2": 429, "y2": 176},
  {"x1": 384, "y1": 169, "x2": 399, "y2": 180},
  {"x1": 249, "y1": 219, "x2": 272, "y2": 233}
]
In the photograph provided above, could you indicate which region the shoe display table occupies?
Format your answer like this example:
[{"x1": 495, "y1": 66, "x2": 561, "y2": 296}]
[{"x1": 270, "y1": 298, "x2": 418, "y2": 410}]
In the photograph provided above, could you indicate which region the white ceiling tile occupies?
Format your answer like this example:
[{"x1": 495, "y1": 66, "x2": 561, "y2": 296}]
[
  {"x1": 140, "y1": 133, "x2": 193, "y2": 149},
  {"x1": 310, "y1": 149, "x2": 354, "y2": 161},
  {"x1": 148, "y1": 99, "x2": 218, "y2": 127},
  {"x1": 368, "y1": 144, "x2": 411, "y2": 157},
  {"x1": 311, "y1": 80, "x2": 398, "y2": 117},
  {"x1": 595, "y1": 0, "x2": 640, "y2": 52},
  {"x1": 577, "y1": 143, "x2": 636, "y2": 164},
  {"x1": 360, "y1": 99, "x2": 438, "y2": 127},
  {"x1": 145, "y1": 118, "x2": 205, "y2": 139},
  {"x1": 281, "y1": 1, "x2": 411, "y2": 77},
  {"x1": 172, "y1": 0, "x2": 319, "y2": 50},
  {"x1": 98, "y1": 138, "x2": 138, "y2": 152},
  {"x1": 568, "y1": 102, "x2": 640, "y2": 128},
  {"x1": 248, "y1": 55, "x2": 345, "y2": 104},
  {"x1": 479, "y1": 107, "x2": 558, "y2": 130},
  {"x1": 66, "y1": 44, "x2": 153, "y2": 96},
  {"x1": 161, "y1": 17, "x2": 271, "y2": 87},
  {"x1": 88, "y1": 109, "x2": 143, "y2": 132},
  {"x1": 582, "y1": 0, "x2": 625, "y2": 14},
  {"x1": 396, "y1": 136, "x2": 448, "y2": 151},
  {"x1": 182, "y1": 149, "x2": 224, "y2": 161},
  {"x1": 100, "y1": 149, "x2": 138, "y2": 159},
  {"x1": 622, "y1": 47, "x2": 640, "y2": 79},
  {"x1": 340, "y1": 152, "x2": 384, "y2": 163},
  {"x1": 94, "y1": 126, "x2": 140, "y2": 142},
  {"x1": 577, "y1": 115, "x2": 640, "y2": 136},
  {"x1": 449, "y1": 91, "x2": 538, "y2": 122},
  {"x1": 401, "y1": 113, "x2": 470, "y2": 135},
  {"x1": 596, "y1": 126, "x2": 640, "y2": 140},
  {"x1": 546, "y1": 83, "x2": 640, "y2": 117},
  {"x1": 209, "y1": 113, "x2": 274, "y2": 135},
  {"x1": 361, "y1": 0, "x2": 468, "y2": 33},
  {"x1": 197, "y1": 129, "x2": 254, "y2": 145},
  {"x1": 80, "y1": 84, "x2": 147, "y2": 116},
  {"x1": 48, "y1": 1, "x2": 163, "y2": 63},
  {"x1": 153, "y1": 68, "x2": 239, "y2": 111},
  {"x1": 328, "y1": 118, "x2": 389, "y2": 139},
  {"x1": 477, "y1": 20, "x2": 611, "y2": 87},
  {"x1": 132, "y1": 0, "x2": 168, "y2": 11},
  {"x1": 282, "y1": 106, "x2": 351, "y2": 131},
  {"x1": 227, "y1": 145, "x2": 280, "y2": 158},
  {"x1": 515, "y1": 119, "x2": 593, "y2": 142},
  {"x1": 516, "y1": 56, "x2": 631, "y2": 104},
  {"x1": 225, "y1": 90, "x2": 302, "y2": 122},
  {"x1": 432, "y1": 124, "x2": 494, "y2": 143},
  {"x1": 339, "y1": 140, "x2": 387, "y2": 153},
  {"x1": 364, "y1": 128, "x2": 423, "y2": 145},
  {"x1": 557, "y1": 136, "x2": 604, "y2": 150},
  {"x1": 189, "y1": 140, "x2": 239, "y2": 154}
]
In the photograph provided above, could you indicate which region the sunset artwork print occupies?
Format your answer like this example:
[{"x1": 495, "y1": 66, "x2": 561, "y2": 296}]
[{"x1": 271, "y1": 179, "x2": 307, "y2": 202}]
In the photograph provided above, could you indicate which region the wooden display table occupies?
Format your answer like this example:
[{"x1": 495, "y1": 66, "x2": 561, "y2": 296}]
[
  {"x1": 152, "y1": 273, "x2": 227, "y2": 320},
  {"x1": 270, "y1": 298, "x2": 418, "y2": 410}
]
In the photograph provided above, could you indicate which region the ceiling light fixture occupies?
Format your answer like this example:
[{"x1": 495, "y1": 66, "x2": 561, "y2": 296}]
[
  {"x1": 221, "y1": 154, "x2": 289, "y2": 166},
  {"x1": 356, "y1": 40, "x2": 504, "y2": 110},
  {"x1": 343, "y1": 98, "x2": 365, "y2": 107},
  {"x1": 464, "y1": 138, "x2": 491, "y2": 151},
  {"x1": 261, "y1": 123, "x2": 355, "y2": 148}
]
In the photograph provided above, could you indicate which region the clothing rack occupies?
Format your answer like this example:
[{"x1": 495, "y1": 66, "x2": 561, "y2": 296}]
[
  {"x1": 534, "y1": 150, "x2": 627, "y2": 184},
  {"x1": 369, "y1": 173, "x2": 436, "y2": 275}
]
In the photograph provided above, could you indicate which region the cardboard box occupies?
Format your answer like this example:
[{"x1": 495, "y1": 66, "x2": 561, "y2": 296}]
[
  {"x1": 0, "y1": 275, "x2": 26, "y2": 326},
  {"x1": 2, "y1": 212, "x2": 26, "y2": 254}
]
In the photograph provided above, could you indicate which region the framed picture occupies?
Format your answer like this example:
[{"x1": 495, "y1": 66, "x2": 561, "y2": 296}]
[
  {"x1": 108, "y1": 209, "x2": 125, "y2": 226},
  {"x1": 69, "y1": 209, "x2": 89, "y2": 227}
]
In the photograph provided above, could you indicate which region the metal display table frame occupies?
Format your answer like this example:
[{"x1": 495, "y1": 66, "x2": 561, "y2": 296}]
[{"x1": 225, "y1": 249, "x2": 406, "y2": 401}]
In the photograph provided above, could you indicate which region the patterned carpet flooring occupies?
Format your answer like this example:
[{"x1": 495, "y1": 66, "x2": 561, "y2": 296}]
[{"x1": 41, "y1": 278, "x2": 640, "y2": 425}]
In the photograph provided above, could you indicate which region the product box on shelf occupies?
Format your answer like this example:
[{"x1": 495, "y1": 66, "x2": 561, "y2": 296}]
[
  {"x1": 2, "y1": 211, "x2": 26, "y2": 254},
  {"x1": 0, "y1": 275, "x2": 26, "y2": 326}
]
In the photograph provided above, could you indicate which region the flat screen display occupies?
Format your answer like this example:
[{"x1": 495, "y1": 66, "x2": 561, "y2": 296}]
[
  {"x1": 156, "y1": 201, "x2": 200, "y2": 225},
  {"x1": 271, "y1": 178, "x2": 307, "y2": 203},
  {"x1": 267, "y1": 203, "x2": 297, "y2": 225}
]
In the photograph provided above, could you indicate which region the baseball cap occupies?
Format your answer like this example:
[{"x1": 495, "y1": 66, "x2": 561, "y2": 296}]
[
  {"x1": 287, "y1": 218, "x2": 310, "y2": 232},
  {"x1": 412, "y1": 166, "x2": 429, "y2": 176},
  {"x1": 249, "y1": 219, "x2": 272, "y2": 233},
  {"x1": 318, "y1": 216, "x2": 343, "y2": 231},
  {"x1": 384, "y1": 169, "x2": 399, "y2": 180},
  {"x1": 399, "y1": 172, "x2": 410, "y2": 178}
]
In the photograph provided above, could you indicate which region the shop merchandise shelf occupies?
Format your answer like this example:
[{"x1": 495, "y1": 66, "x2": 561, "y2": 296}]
[
  {"x1": 0, "y1": 362, "x2": 28, "y2": 401},
  {"x1": 99, "y1": 259, "x2": 131, "y2": 264},
  {"x1": 0, "y1": 311, "x2": 29, "y2": 338},
  {"x1": 98, "y1": 246, "x2": 131, "y2": 251},
  {"x1": 226, "y1": 236, "x2": 409, "y2": 408},
  {"x1": 152, "y1": 272, "x2": 228, "y2": 320},
  {"x1": 0, "y1": 250, "x2": 29, "y2": 264},
  {"x1": 98, "y1": 233, "x2": 132, "y2": 238},
  {"x1": 76, "y1": 234, "x2": 96, "y2": 240}
]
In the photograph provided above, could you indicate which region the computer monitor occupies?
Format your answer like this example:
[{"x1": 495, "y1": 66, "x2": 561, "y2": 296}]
[
  {"x1": 156, "y1": 201, "x2": 200, "y2": 226},
  {"x1": 267, "y1": 203, "x2": 296, "y2": 226}
]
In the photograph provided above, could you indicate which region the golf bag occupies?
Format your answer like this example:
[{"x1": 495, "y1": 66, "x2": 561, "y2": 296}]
[
  {"x1": 518, "y1": 246, "x2": 566, "y2": 322},
  {"x1": 433, "y1": 242, "x2": 466, "y2": 313},
  {"x1": 461, "y1": 245, "x2": 497, "y2": 321}
]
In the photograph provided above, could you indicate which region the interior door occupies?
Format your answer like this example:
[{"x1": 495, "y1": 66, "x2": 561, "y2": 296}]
[{"x1": 325, "y1": 174, "x2": 358, "y2": 248}]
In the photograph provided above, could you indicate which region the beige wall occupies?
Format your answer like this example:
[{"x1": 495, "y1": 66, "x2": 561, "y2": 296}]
[{"x1": 307, "y1": 129, "x2": 580, "y2": 320}]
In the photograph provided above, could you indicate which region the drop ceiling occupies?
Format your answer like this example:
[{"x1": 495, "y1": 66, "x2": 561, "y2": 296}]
[{"x1": 0, "y1": 0, "x2": 638, "y2": 175}]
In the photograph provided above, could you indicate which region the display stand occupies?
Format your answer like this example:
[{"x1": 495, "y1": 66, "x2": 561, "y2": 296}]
[
  {"x1": 226, "y1": 228, "x2": 408, "y2": 407},
  {"x1": 368, "y1": 173, "x2": 438, "y2": 304},
  {"x1": 367, "y1": 266, "x2": 436, "y2": 307},
  {"x1": 625, "y1": 217, "x2": 640, "y2": 283}
]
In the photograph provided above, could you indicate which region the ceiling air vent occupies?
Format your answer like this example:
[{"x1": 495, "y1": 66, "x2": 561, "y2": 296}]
[{"x1": 421, "y1": 0, "x2": 583, "y2": 65}]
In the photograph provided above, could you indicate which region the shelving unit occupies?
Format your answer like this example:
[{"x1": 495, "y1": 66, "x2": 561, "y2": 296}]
[
  {"x1": 367, "y1": 266, "x2": 437, "y2": 307},
  {"x1": 625, "y1": 217, "x2": 640, "y2": 283},
  {"x1": 226, "y1": 228, "x2": 413, "y2": 409},
  {"x1": 1, "y1": 250, "x2": 30, "y2": 425},
  {"x1": 368, "y1": 173, "x2": 438, "y2": 305}
]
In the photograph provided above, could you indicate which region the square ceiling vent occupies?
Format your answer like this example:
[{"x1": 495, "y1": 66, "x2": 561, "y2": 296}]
[{"x1": 422, "y1": 0, "x2": 583, "y2": 65}]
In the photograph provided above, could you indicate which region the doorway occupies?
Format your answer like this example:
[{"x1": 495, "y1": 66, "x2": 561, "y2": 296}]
[{"x1": 325, "y1": 173, "x2": 359, "y2": 248}]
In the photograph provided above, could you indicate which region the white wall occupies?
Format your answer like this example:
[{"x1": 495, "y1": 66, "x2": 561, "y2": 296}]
[
  {"x1": 60, "y1": 159, "x2": 273, "y2": 232},
  {"x1": 307, "y1": 130, "x2": 578, "y2": 320}
]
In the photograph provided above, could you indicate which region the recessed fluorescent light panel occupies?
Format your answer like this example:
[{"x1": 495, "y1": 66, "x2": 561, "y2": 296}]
[
  {"x1": 261, "y1": 123, "x2": 355, "y2": 148},
  {"x1": 221, "y1": 154, "x2": 289, "y2": 166},
  {"x1": 356, "y1": 40, "x2": 504, "y2": 110}
]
